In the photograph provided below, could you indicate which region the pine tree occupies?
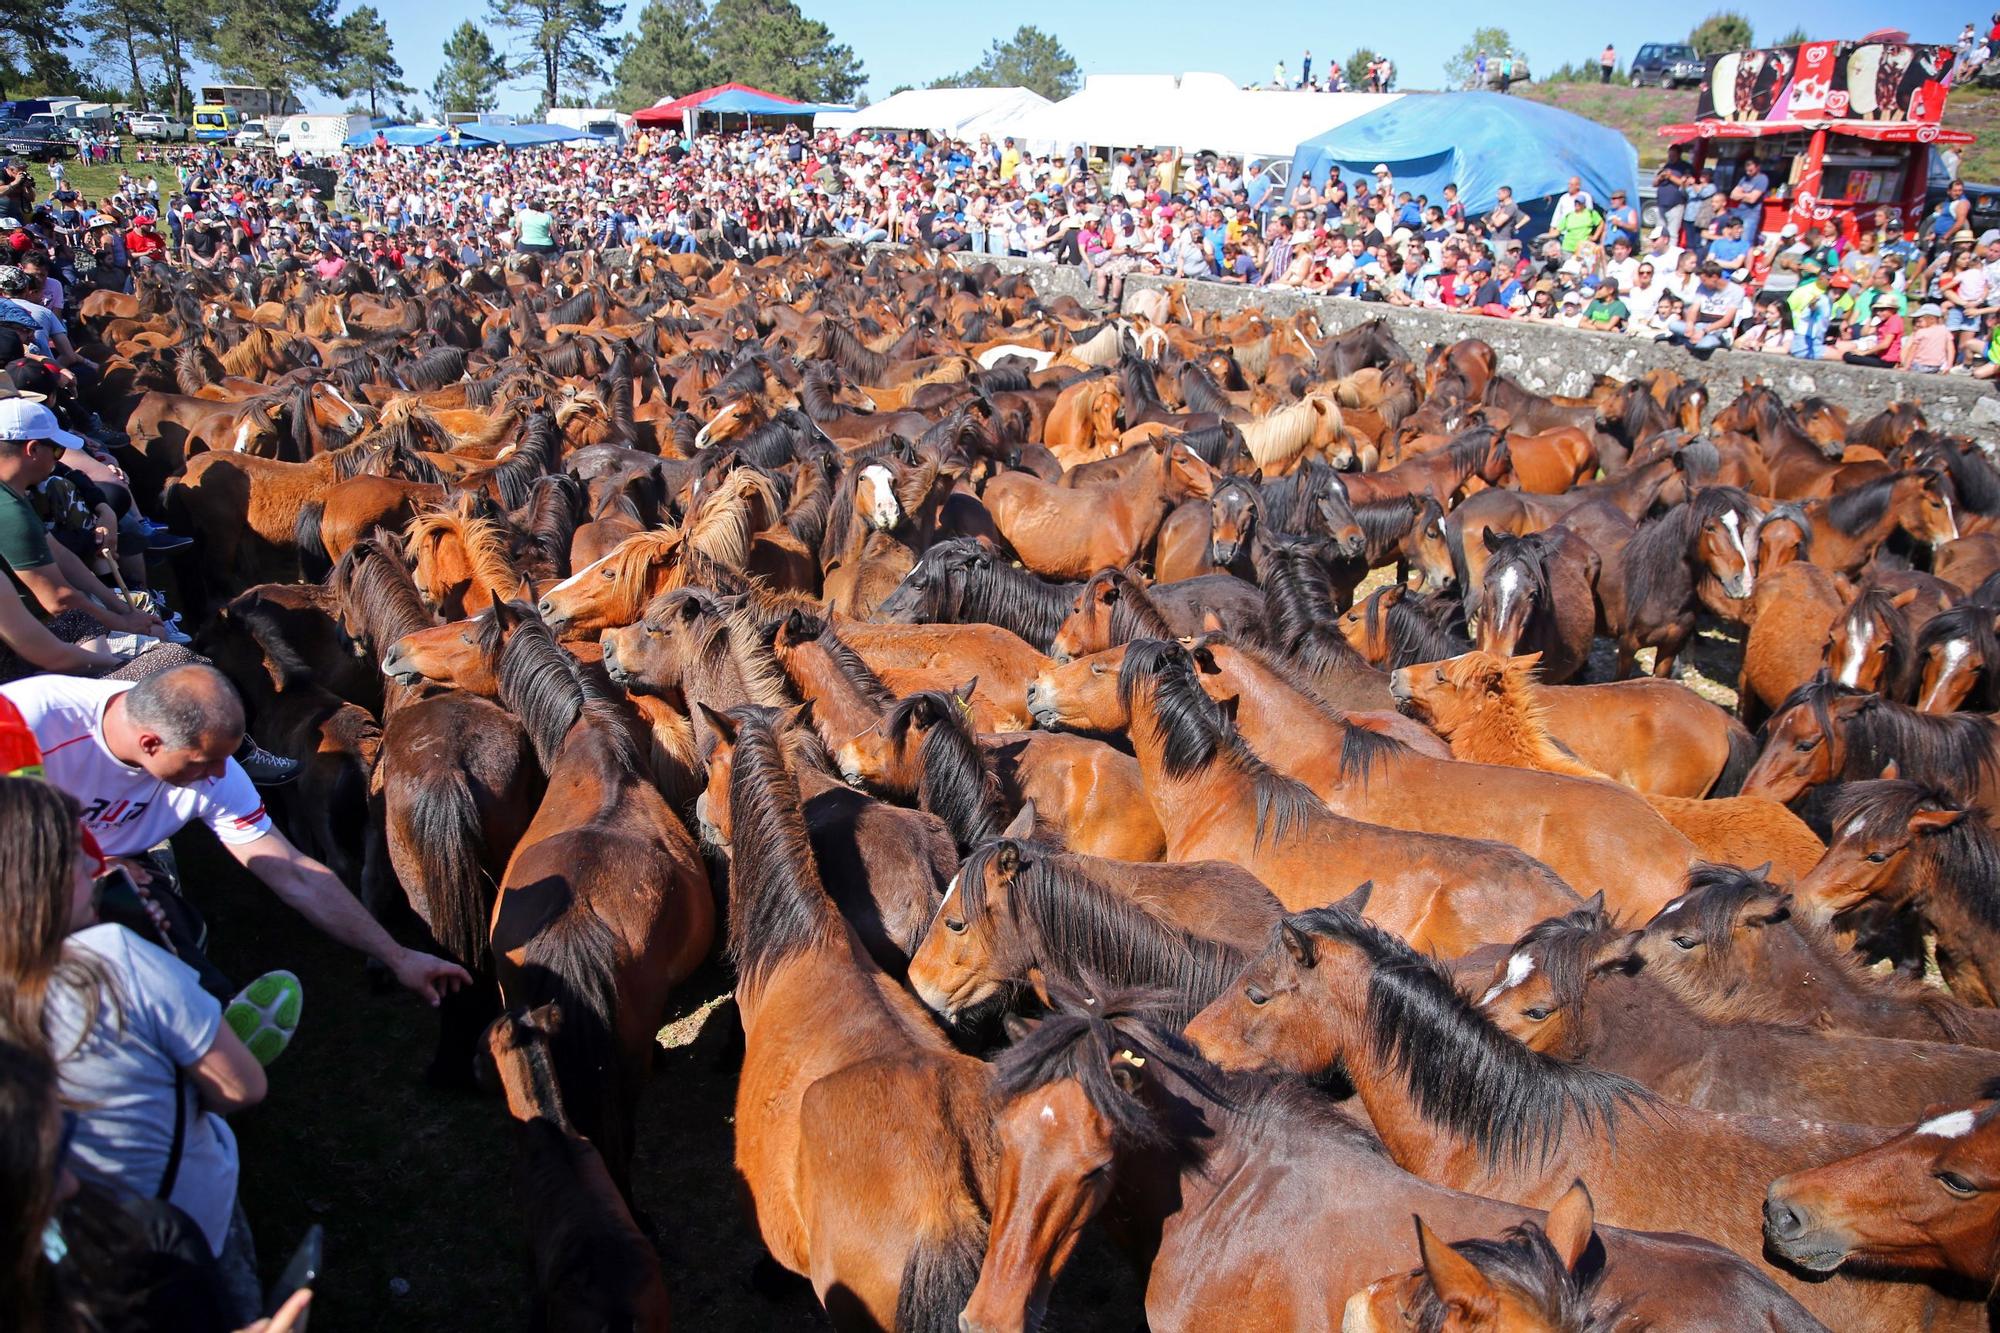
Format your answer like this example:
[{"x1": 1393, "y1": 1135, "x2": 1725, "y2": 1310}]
[
  {"x1": 335, "y1": 7, "x2": 412, "y2": 117},
  {"x1": 434, "y1": 21, "x2": 511, "y2": 113},
  {"x1": 614, "y1": 0, "x2": 714, "y2": 110},
  {"x1": 487, "y1": 0, "x2": 626, "y2": 110}
]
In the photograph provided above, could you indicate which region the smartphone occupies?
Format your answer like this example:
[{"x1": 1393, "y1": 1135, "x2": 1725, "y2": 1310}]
[{"x1": 266, "y1": 1224, "x2": 322, "y2": 1326}]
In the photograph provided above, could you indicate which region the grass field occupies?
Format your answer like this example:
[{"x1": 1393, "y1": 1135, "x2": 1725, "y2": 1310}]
[{"x1": 24, "y1": 158, "x2": 178, "y2": 207}]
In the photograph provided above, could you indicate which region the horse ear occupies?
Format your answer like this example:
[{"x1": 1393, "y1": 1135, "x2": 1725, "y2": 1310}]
[
  {"x1": 1201, "y1": 609, "x2": 1225, "y2": 635},
  {"x1": 1543, "y1": 1181, "x2": 1597, "y2": 1273},
  {"x1": 1414, "y1": 1217, "x2": 1496, "y2": 1322},
  {"x1": 1094, "y1": 578, "x2": 1121, "y2": 606},
  {"x1": 787, "y1": 699, "x2": 816, "y2": 733},
  {"x1": 1026, "y1": 967, "x2": 1054, "y2": 1010},
  {"x1": 953, "y1": 678, "x2": 979, "y2": 709},
  {"x1": 1584, "y1": 890, "x2": 1606, "y2": 915},
  {"x1": 1591, "y1": 931, "x2": 1641, "y2": 976},
  {"x1": 1002, "y1": 799, "x2": 1037, "y2": 840},
  {"x1": 264, "y1": 399, "x2": 287, "y2": 419},
  {"x1": 1879, "y1": 759, "x2": 1901, "y2": 780},
  {"x1": 1332, "y1": 881, "x2": 1374, "y2": 917},
  {"x1": 1002, "y1": 1013, "x2": 1034, "y2": 1044},
  {"x1": 1477, "y1": 528, "x2": 1504, "y2": 553},
  {"x1": 1109, "y1": 1048, "x2": 1146, "y2": 1096},
  {"x1": 1280, "y1": 921, "x2": 1319, "y2": 969},
  {"x1": 1189, "y1": 641, "x2": 1220, "y2": 673},
  {"x1": 994, "y1": 842, "x2": 1022, "y2": 879},
  {"x1": 1910, "y1": 806, "x2": 1969, "y2": 835},
  {"x1": 1890, "y1": 587, "x2": 1921, "y2": 610},
  {"x1": 1214, "y1": 694, "x2": 1240, "y2": 729},
  {"x1": 1509, "y1": 651, "x2": 1544, "y2": 679},
  {"x1": 695, "y1": 702, "x2": 736, "y2": 745},
  {"x1": 1832, "y1": 573, "x2": 1856, "y2": 602}
]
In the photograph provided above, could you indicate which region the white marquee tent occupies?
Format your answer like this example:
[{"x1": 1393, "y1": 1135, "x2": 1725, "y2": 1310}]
[
  {"x1": 981, "y1": 72, "x2": 1398, "y2": 160},
  {"x1": 814, "y1": 87, "x2": 1052, "y2": 138}
]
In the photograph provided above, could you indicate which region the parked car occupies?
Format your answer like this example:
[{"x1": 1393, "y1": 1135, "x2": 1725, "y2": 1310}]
[
  {"x1": 234, "y1": 119, "x2": 273, "y2": 149},
  {"x1": 131, "y1": 112, "x2": 189, "y2": 143},
  {"x1": 0, "y1": 120, "x2": 75, "y2": 162},
  {"x1": 1629, "y1": 42, "x2": 1705, "y2": 88}
]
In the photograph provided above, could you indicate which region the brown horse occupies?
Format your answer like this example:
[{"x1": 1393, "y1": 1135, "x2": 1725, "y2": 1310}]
[
  {"x1": 1739, "y1": 562, "x2": 1850, "y2": 729},
  {"x1": 1473, "y1": 527, "x2": 1599, "y2": 686},
  {"x1": 958, "y1": 987, "x2": 1825, "y2": 1333},
  {"x1": 1184, "y1": 906, "x2": 1975, "y2": 1331},
  {"x1": 1801, "y1": 471, "x2": 1961, "y2": 578},
  {"x1": 714, "y1": 702, "x2": 997, "y2": 1330},
  {"x1": 1623, "y1": 856, "x2": 2000, "y2": 1049},
  {"x1": 1789, "y1": 780, "x2": 2000, "y2": 1007},
  {"x1": 1764, "y1": 1095, "x2": 2000, "y2": 1287},
  {"x1": 476, "y1": 1005, "x2": 671, "y2": 1333},
  {"x1": 1045, "y1": 566, "x2": 1263, "y2": 664},
  {"x1": 980, "y1": 438, "x2": 1215, "y2": 579},
  {"x1": 1393, "y1": 651, "x2": 1824, "y2": 880},
  {"x1": 405, "y1": 496, "x2": 536, "y2": 619},
  {"x1": 1343, "y1": 1184, "x2": 1611, "y2": 1333},
  {"x1": 1114, "y1": 639, "x2": 1580, "y2": 954},
  {"x1": 1915, "y1": 602, "x2": 2000, "y2": 715},
  {"x1": 903, "y1": 805, "x2": 1277, "y2": 1026},
  {"x1": 1473, "y1": 896, "x2": 2000, "y2": 1124},
  {"x1": 486, "y1": 605, "x2": 714, "y2": 1194}
]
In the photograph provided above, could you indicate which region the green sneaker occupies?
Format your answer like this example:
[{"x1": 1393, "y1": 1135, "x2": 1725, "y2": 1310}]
[{"x1": 224, "y1": 971, "x2": 303, "y2": 1067}]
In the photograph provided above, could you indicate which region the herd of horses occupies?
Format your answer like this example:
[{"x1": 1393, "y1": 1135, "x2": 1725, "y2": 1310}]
[{"x1": 80, "y1": 238, "x2": 2000, "y2": 1330}]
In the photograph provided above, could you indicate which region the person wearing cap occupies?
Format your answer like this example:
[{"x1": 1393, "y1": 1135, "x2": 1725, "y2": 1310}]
[
  {"x1": 1903, "y1": 303, "x2": 1954, "y2": 373},
  {"x1": 1584, "y1": 279, "x2": 1628, "y2": 332}
]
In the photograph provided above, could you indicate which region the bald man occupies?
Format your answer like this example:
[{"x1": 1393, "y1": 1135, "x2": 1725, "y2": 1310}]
[{"x1": 4, "y1": 665, "x2": 468, "y2": 1004}]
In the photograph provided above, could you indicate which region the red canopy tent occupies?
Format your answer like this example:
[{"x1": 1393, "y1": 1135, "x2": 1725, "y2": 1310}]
[{"x1": 631, "y1": 82, "x2": 803, "y2": 127}]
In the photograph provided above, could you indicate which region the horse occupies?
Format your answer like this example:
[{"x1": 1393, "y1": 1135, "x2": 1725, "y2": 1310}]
[
  {"x1": 1789, "y1": 780, "x2": 2000, "y2": 1006},
  {"x1": 1800, "y1": 471, "x2": 1961, "y2": 578},
  {"x1": 1826, "y1": 584, "x2": 1930, "y2": 698},
  {"x1": 404, "y1": 495, "x2": 537, "y2": 619},
  {"x1": 958, "y1": 987, "x2": 1821, "y2": 1333},
  {"x1": 1343, "y1": 1185, "x2": 1615, "y2": 1333},
  {"x1": 476, "y1": 1006, "x2": 671, "y2": 1333},
  {"x1": 712, "y1": 702, "x2": 997, "y2": 1329},
  {"x1": 1184, "y1": 906, "x2": 1969, "y2": 1331},
  {"x1": 1393, "y1": 651, "x2": 1824, "y2": 880},
  {"x1": 979, "y1": 438, "x2": 1216, "y2": 579},
  {"x1": 1337, "y1": 585, "x2": 1472, "y2": 669},
  {"x1": 1114, "y1": 639, "x2": 1582, "y2": 955},
  {"x1": 485, "y1": 604, "x2": 715, "y2": 1194},
  {"x1": 1623, "y1": 858, "x2": 2000, "y2": 1049},
  {"x1": 1914, "y1": 601, "x2": 2000, "y2": 714},
  {"x1": 1764, "y1": 1095, "x2": 2000, "y2": 1288},
  {"x1": 1151, "y1": 475, "x2": 1261, "y2": 583},
  {"x1": 1741, "y1": 677, "x2": 2000, "y2": 824},
  {"x1": 903, "y1": 807, "x2": 1276, "y2": 1028},
  {"x1": 1597, "y1": 487, "x2": 1762, "y2": 680},
  {"x1": 1046, "y1": 567, "x2": 1263, "y2": 663},
  {"x1": 1739, "y1": 563, "x2": 1851, "y2": 730},
  {"x1": 831, "y1": 685, "x2": 1164, "y2": 860},
  {"x1": 1473, "y1": 528, "x2": 1598, "y2": 686},
  {"x1": 1472, "y1": 897, "x2": 2000, "y2": 1124},
  {"x1": 1712, "y1": 382, "x2": 1860, "y2": 500}
]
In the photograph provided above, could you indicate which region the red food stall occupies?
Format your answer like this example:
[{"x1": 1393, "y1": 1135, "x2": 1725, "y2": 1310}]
[{"x1": 1657, "y1": 35, "x2": 1974, "y2": 239}]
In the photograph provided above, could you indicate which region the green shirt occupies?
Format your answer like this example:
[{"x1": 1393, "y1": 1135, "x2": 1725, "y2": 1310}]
[
  {"x1": 513, "y1": 207, "x2": 554, "y2": 247},
  {"x1": 1557, "y1": 207, "x2": 1600, "y2": 253},
  {"x1": 1585, "y1": 297, "x2": 1629, "y2": 327},
  {"x1": 0, "y1": 480, "x2": 54, "y2": 600}
]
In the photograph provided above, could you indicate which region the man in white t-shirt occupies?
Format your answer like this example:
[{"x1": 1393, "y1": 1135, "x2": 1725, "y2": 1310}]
[{"x1": 4, "y1": 665, "x2": 468, "y2": 1004}]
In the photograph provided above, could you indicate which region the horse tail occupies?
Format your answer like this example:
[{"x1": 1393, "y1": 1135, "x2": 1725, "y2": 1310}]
[
  {"x1": 524, "y1": 910, "x2": 630, "y2": 1184},
  {"x1": 406, "y1": 766, "x2": 493, "y2": 973},
  {"x1": 894, "y1": 1220, "x2": 987, "y2": 1333},
  {"x1": 1711, "y1": 718, "x2": 1760, "y2": 798},
  {"x1": 295, "y1": 499, "x2": 331, "y2": 583}
]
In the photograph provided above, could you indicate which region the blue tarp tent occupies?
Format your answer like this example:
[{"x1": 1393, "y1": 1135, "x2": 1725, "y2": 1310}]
[
  {"x1": 342, "y1": 121, "x2": 593, "y2": 148},
  {"x1": 1289, "y1": 92, "x2": 1639, "y2": 217},
  {"x1": 344, "y1": 124, "x2": 448, "y2": 147},
  {"x1": 695, "y1": 88, "x2": 840, "y2": 116}
]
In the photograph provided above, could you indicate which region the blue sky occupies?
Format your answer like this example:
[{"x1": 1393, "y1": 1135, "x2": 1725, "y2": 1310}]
[{"x1": 157, "y1": 0, "x2": 1965, "y2": 114}]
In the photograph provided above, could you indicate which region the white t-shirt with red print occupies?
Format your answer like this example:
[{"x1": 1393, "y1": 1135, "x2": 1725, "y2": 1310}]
[{"x1": 0, "y1": 675, "x2": 272, "y2": 857}]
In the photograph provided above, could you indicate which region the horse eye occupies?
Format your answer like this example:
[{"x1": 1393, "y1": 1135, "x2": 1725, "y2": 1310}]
[
  {"x1": 1876, "y1": 643, "x2": 1890, "y2": 653},
  {"x1": 1938, "y1": 1171, "x2": 1980, "y2": 1197},
  {"x1": 1090, "y1": 662, "x2": 1104, "y2": 675},
  {"x1": 1794, "y1": 738, "x2": 1819, "y2": 752},
  {"x1": 944, "y1": 917, "x2": 966, "y2": 935},
  {"x1": 1866, "y1": 851, "x2": 1890, "y2": 864},
  {"x1": 1672, "y1": 936, "x2": 1699, "y2": 951},
  {"x1": 1434, "y1": 668, "x2": 1445, "y2": 682},
  {"x1": 1522, "y1": 1007, "x2": 1551, "y2": 1021},
  {"x1": 601, "y1": 567, "x2": 615, "y2": 579},
  {"x1": 1247, "y1": 986, "x2": 1269, "y2": 1007}
]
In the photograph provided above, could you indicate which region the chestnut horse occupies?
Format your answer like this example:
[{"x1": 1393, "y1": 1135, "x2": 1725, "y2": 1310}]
[
  {"x1": 957, "y1": 989, "x2": 1824, "y2": 1333},
  {"x1": 1184, "y1": 907, "x2": 1972, "y2": 1331},
  {"x1": 1393, "y1": 651, "x2": 1824, "y2": 879},
  {"x1": 980, "y1": 438, "x2": 1216, "y2": 579},
  {"x1": 1115, "y1": 639, "x2": 1581, "y2": 954},
  {"x1": 1914, "y1": 601, "x2": 2000, "y2": 715}
]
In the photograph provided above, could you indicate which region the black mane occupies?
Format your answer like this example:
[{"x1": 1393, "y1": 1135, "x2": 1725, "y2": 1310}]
[
  {"x1": 1285, "y1": 906, "x2": 1648, "y2": 1167},
  {"x1": 496, "y1": 608, "x2": 640, "y2": 774},
  {"x1": 1916, "y1": 602, "x2": 2000, "y2": 711},
  {"x1": 1823, "y1": 474, "x2": 1901, "y2": 537},
  {"x1": 884, "y1": 689, "x2": 1006, "y2": 853},
  {"x1": 722, "y1": 704, "x2": 845, "y2": 989},
  {"x1": 1623, "y1": 487, "x2": 1758, "y2": 630}
]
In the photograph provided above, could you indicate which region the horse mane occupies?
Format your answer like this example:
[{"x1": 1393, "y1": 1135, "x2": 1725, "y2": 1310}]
[
  {"x1": 1499, "y1": 901, "x2": 1630, "y2": 1019},
  {"x1": 1623, "y1": 487, "x2": 1757, "y2": 630},
  {"x1": 1917, "y1": 602, "x2": 2000, "y2": 711},
  {"x1": 1828, "y1": 782, "x2": 2000, "y2": 935},
  {"x1": 1368, "y1": 589, "x2": 1471, "y2": 669},
  {"x1": 1170, "y1": 423, "x2": 1250, "y2": 471},
  {"x1": 720, "y1": 705, "x2": 846, "y2": 990},
  {"x1": 217, "y1": 325, "x2": 279, "y2": 379},
  {"x1": 1354, "y1": 495, "x2": 1427, "y2": 563},
  {"x1": 1241, "y1": 397, "x2": 1337, "y2": 471},
  {"x1": 1433, "y1": 652, "x2": 1602, "y2": 777},
  {"x1": 333, "y1": 537, "x2": 436, "y2": 651},
  {"x1": 406, "y1": 498, "x2": 533, "y2": 605},
  {"x1": 496, "y1": 610, "x2": 640, "y2": 774},
  {"x1": 460, "y1": 411, "x2": 559, "y2": 511},
  {"x1": 1925, "y1": 438, "x2": 2000, "y2": 517},
  {"x1": 1259, "y1": 461, "x2": 1346, "y2": 537},
  {"x1": 1400, "y1": 1220, "x2": 1615, "y2": 1333},
  {"x1": 882, "y1": 690, "x2": 1005, "y2": 852},
  {"x1": 786, "y1": 610, "x2": 895, "y2": 709},
  {"x1": 1118, "y1": 640, "x2": 1322, "y2": 847},
  {"x1": 1836, "y1": 688, "x2": 1998, "y2": 797},
  {"x1": 1847, "y1": 402, "x2": 1923, "y2": 452},
  {"x1": 1823, "y1": 474, "x2": 1901, "y2": 536},
  {"x1": 1262, "y1": 541, "x2": 1379, "y2": 682},
  {"x1": 1755, "y1": 502, "x2": 1814, "y2": 559},
  {"x1": 1084, "y1": 569, "x2": 1175, "y2": 646},
  {"x1": 516, "y1": 473, "x2": 583, "y2": 580},
  {"x1": 815, "y1": 322, "x2": 890, "y2": 382},
  {"x1": 988, "y1": 982, "x2": 1194, "y2": 1152},
  {"x1": 904, "y1": 540, "x2": 1081, "y2": 650},
  {"x1": 1284, "y1": 905, "x2": 1649, "y2": 1168},
  {"x1": 684, "y1": 469, "x2": 778, "y2": 572},
  {"x1": 1175, "y1": 362, "x2": 1234, "y2": 418}
]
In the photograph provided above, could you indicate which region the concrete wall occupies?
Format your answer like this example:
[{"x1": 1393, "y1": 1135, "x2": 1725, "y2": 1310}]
[{"x1": 962, "y1": 253, "x2": 1997, "y2": 432}]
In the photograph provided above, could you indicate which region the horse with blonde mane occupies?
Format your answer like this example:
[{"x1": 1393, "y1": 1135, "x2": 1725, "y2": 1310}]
[
  {"x1": 1240, "y1": 395, "x2": 1356, "y2": 476},
  {"x1": 1392, "y1": 650, "x2": 1825, "y2": 880},
  {"x1": 405, "y1": 496, "x2": 537, "y2": 619}
]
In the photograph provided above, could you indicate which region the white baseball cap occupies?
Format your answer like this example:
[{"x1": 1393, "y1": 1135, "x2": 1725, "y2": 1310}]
[{"x1": 0, "y1": 399, "x2": 83, "y2": 448}]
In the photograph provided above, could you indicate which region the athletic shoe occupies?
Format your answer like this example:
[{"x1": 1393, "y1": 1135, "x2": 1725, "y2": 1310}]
[
  {"x1": 234, "y1": 738, "x2": 302, "y2": 786},
  {"x1": 224, "y1": 970, "x2": 303, "y2": 1066}
]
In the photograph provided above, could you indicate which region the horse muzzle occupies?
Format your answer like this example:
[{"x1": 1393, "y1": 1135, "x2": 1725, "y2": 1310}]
[{"x1": 1761, "y1": 1193, "x2": 1849, "y2": 1274}]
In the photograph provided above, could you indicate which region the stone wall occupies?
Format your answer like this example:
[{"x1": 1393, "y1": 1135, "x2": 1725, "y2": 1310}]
[{"x1": 960, "y1": 253, "x2": 1997, "y2": 432}]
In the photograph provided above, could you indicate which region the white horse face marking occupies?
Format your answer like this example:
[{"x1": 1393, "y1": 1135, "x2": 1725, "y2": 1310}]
[
  {"x1": 1918, "y1": 1109, "x2": 1978, "y2": 1139},
  {"x1": 1720, "y1": 509, "x2": 1754, "y2": 598},
  {"x1": 232, "y1": 420, "x2": 254, "y2": 453},
  {"x1": 1478, "y1": 951, "x2": 1536, "y2": 1006},
  {"x1": 859, "y1": 464, "x2": 901, "y2": 531},
  {"x1": 1490, "y1": 565, "x2": 1524, "y2": 636},
  {"x1": 1836, "y1": 613, "x2": 1869, "y2": 689},
  {"x1": 548, "y1": 550, "x2": 612, "y2": 595}
]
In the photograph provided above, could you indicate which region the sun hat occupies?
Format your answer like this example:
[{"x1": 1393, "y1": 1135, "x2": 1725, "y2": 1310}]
[
  {"x1": 1917, "y1": 302, "x2": 1945, "y2": 319},
  {"x1": 0, "y1": 399, "x2": 84, "y2": 449}
]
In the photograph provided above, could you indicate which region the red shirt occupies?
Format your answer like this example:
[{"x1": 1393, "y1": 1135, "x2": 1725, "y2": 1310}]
[{"x1": 124, "y1": 228, "x2": 162, "y2": 257}]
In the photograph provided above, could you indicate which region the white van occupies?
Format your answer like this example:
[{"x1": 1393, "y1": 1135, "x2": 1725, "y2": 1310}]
[{"x1": 273, "y1": 113, "x2": 373, "y2": 157}]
